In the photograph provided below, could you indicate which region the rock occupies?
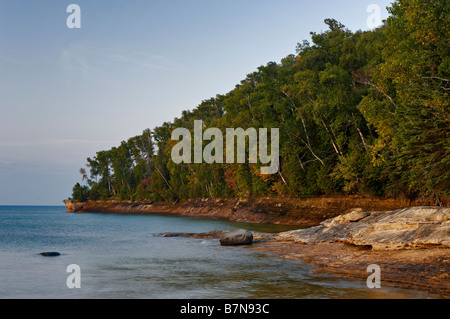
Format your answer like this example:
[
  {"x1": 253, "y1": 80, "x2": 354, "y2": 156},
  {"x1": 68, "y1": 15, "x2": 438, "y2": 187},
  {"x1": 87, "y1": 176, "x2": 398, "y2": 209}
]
[
  {"x1": 220, "y1": 229, "x2": 253, "y2": 246},
  {"x1": 276, "y1": 206, "x2": 450, "y2": 251},
  {"x1": 321, "y1": 211, "x2": 370, "y2": 227},
  {"x1": 63, "y1": 200, "x2": 86, "y2": 212},
  {"x1": 40, "y1": 252, "x2": 61, "y2": 257},
  {"x1": 161, "y1": 230, "x2": 227, "y2": 239}
]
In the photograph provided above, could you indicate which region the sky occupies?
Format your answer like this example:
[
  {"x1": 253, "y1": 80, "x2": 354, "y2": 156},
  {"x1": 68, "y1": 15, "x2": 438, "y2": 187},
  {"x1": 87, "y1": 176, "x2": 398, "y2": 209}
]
[{"x1": 0, "y1": 0, "x2": 393, "y2": 205}]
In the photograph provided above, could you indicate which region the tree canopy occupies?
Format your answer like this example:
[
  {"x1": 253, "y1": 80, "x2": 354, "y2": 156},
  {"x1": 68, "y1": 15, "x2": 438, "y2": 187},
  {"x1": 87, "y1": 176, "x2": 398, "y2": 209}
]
[{"x1": 71, "y1": 0, "x2": 449, "y2": 204}]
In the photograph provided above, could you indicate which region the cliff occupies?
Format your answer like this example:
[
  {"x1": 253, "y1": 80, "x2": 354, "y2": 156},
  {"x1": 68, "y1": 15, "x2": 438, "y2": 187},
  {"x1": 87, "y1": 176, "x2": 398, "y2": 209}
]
[{"x1": 63, "y1": 195, "x2": 440, "y2": 226}]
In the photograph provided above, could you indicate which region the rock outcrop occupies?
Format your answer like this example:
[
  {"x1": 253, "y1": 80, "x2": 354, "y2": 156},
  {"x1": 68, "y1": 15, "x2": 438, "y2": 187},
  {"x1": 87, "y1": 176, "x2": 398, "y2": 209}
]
[
  {"x1": 63, "y1": 195, "x2": 433, "y2": 226},
  {"x1": 63, "y1": 200, "x2": 86, "y2": 212},
  {"x1": 275, "y1": 206, "x2": 450, "y2": 250}
]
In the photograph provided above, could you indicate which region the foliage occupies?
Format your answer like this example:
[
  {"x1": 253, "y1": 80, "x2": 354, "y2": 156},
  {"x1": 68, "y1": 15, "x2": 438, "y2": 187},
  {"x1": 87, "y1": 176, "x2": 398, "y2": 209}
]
[{"x1": 71, "y1": 1, "x2": 449, "y2": 203}]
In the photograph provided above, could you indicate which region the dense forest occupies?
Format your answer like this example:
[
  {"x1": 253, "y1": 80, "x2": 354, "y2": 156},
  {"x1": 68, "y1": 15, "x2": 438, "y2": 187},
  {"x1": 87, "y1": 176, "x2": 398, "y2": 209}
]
[{"x1": 71, "y1": 0, "x2": 449, "y2": 205}]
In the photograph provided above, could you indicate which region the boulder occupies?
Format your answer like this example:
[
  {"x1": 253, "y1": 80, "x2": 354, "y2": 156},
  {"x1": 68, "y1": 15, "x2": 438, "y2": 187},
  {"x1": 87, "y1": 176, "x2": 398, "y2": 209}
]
[{"x1": 220, "y1": 229, "x2": 253, "y2": 246}]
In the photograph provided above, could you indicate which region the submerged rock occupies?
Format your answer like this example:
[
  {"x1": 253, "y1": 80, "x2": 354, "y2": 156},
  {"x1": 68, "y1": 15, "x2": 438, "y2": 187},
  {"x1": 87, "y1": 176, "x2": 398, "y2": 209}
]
[
  {"x1": 220, "y1": 229, "x2": 253, "y2": 246},
  {"x1": 276, "y1": 206, "x2": 450, "y2": 251},
  {"x1": 161, "y1": 230, "x2": 227, "y2": 239},
  {"x1": 40, "y1": 252, "x2": 61, "y2": 257}
]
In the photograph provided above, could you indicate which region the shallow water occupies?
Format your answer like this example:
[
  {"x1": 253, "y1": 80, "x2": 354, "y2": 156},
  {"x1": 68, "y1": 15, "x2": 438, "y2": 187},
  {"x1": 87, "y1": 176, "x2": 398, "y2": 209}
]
[{"x1": 0, "y1": 206, "x2": 433, "y2": 299}]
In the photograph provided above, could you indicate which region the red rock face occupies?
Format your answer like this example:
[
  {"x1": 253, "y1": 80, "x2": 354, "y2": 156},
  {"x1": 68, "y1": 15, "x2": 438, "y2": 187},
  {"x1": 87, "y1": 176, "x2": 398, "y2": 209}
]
[{"x1": 63, "y1": 195, "x2": 428, "y2": 226}]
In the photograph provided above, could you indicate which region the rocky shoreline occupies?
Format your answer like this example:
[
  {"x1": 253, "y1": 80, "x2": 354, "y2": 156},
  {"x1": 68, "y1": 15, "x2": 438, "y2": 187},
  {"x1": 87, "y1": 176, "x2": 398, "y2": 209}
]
[
  {"x1": 251, "y1": 241, "x2": 450, "y2": 298},
  {"x1": 258, "y1": 206, "x2": 450, "y2": 298},
  {"x1": 63, "y1": 197, "x2": 449, "y2": 298},
  {"x1": 160, "y1": 206, "x2": 450, "y2": 298},
  {"x1": 63, "y1": 195, "x2": 434, "y2": 226}
]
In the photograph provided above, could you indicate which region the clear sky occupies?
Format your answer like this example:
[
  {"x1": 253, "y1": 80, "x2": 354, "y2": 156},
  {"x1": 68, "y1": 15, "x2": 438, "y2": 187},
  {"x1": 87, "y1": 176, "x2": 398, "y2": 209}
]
[{"x1": 0, "y1": 0, "x2": 393, "y2": 205}]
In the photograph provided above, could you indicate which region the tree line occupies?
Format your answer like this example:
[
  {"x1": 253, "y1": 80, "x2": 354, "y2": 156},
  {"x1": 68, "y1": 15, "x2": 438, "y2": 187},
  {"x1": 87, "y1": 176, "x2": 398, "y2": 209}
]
[{"x1": 71, "y1": 0, "x2": 449, "y2": 205}]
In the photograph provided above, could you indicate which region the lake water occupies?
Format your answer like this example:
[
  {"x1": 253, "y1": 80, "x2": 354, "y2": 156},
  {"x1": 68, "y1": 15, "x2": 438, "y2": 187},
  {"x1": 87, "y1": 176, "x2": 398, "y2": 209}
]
[{"x1": 0, "y1": 206, "x2": 433, "y2": 299}]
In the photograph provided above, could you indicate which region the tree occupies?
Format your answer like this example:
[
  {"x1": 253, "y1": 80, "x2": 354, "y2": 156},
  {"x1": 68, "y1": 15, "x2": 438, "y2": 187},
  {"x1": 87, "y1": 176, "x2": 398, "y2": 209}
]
[
  {"x1": 69, "y1": 1, "x2": 449, "y2": 203},
  {"x1": 360, "y1": 0, "x2": 450, "y2": 199},
  {"x1": 72, "y1": 183, "x2": 89, "y2": 202}
]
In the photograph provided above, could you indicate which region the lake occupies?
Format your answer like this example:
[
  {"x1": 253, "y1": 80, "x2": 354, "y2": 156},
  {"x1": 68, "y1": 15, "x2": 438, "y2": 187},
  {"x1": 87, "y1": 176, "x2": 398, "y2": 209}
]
[{"x1": 0, "y1": 206, "x2": 432, "y2": 299}]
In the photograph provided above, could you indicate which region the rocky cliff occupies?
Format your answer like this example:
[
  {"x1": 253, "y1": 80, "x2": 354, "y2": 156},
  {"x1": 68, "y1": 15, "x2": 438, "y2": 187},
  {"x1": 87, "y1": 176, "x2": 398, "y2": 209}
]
[{"x1": 63, "y1": 195, "x2": 427, "y2": 226}]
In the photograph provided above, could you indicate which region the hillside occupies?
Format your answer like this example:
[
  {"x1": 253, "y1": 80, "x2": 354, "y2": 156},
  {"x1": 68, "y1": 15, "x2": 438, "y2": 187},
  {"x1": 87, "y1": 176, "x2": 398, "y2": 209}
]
[{"x1": 68, "y1": 0, "x2": 449, "y2": 207}]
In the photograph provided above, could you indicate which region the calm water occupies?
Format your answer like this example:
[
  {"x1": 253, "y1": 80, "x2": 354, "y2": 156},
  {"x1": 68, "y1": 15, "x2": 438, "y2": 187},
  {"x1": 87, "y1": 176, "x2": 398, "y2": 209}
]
[{"x1": 0, "y1": 206, "x2": 434, "y2": 299}]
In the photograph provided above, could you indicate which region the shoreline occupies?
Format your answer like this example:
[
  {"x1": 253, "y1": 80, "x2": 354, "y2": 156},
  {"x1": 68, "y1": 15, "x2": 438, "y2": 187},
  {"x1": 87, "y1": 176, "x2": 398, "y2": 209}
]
[
  {"x1": 63, "y1": 195, "x2": 437, "y2": 226},
  {"x1": 162, "y1": 230, "x2": 450, "y2": 298},
  {"x1": 250, "y1": 241, "x2": 450, "y2": 298},
  {"x1": 64, "y1": 196, "x2": 449, "y2": 298},
  {"x1": 254, "y1": 206, "x2": 450, "y2": 298},
  {"x1": 161, "y1": 230, "x2": 450, "y2": 298}
]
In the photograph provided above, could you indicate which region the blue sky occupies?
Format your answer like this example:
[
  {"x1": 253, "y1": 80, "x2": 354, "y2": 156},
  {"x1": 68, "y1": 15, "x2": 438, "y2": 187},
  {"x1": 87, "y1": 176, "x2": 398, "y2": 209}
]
[{"x1": 0, "y1": 0, "x2": 393, "y2": 205}]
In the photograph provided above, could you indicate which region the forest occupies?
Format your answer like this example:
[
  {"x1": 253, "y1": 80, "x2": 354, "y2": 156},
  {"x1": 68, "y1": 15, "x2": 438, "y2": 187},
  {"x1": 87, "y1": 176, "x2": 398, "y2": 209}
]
[{"x1": 71, "y1": 0, "x2": 449, "y2": 205}]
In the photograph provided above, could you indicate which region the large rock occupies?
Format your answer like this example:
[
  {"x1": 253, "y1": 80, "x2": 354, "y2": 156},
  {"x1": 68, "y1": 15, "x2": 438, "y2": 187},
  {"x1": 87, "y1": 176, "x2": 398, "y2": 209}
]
[
  {"x1": 220, "y1": 229, "x2": 253, "y2": 246},
  {"x1": 276, "y1": 206, "x2": 450, "y2": 250}
]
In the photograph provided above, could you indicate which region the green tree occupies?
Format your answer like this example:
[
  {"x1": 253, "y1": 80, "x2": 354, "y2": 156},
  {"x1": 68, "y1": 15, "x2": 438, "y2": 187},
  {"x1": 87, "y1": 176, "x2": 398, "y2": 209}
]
[
  {"x1": 360, "y1": 0, "x2": 450, "y2": 200},
  {"x1": 72, "y1": 183, "x2": 89, "y2": 202}
]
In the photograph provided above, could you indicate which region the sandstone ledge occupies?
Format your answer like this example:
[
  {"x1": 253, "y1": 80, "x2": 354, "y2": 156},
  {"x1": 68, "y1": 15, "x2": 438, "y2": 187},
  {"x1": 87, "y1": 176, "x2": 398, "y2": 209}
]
[
  {"x1": 274, "y1": 206, "x2": 450, "y2": 250},
  {"x1": 63, "y1": 195, "x2": 438, "y2": 226}
]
